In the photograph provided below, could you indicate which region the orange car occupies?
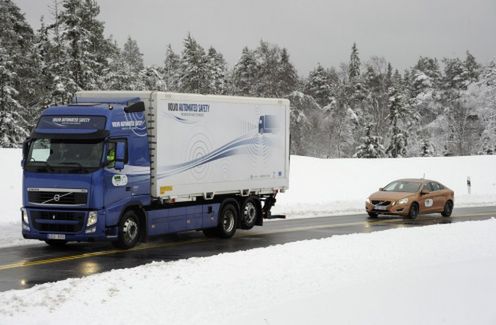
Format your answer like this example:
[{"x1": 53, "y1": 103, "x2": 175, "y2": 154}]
[{"x1": 365, "y1": 179, "x2": 454, "y2": 219}]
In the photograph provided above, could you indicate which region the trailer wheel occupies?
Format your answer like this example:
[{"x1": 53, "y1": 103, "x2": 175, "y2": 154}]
[
  {"x1": 113, "y1": 210, "x2": 141, "y2": 249},
  {"x1": 240, "y1": 197, "x2": 261, "y2": 229}
]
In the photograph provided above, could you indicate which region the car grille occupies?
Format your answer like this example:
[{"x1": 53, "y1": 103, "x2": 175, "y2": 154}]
[
  {"x1": 31, "y1": 211, "x2": 85, "y2": 233},
  {"x1": 371, "y1": 200, "x2": 391, "y2": 206},
  {"x1": 28, "y1": 189, "x2": 88, "y2": 205}
]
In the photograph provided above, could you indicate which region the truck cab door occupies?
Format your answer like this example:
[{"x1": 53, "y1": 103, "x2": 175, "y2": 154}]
[{"x1": 103, "y1": 140, "x2": 130, "y2": 212}]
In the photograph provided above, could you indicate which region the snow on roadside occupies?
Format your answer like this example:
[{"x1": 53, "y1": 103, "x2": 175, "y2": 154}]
[{"x1": 0, "y1": 219, "x2": 495, "y2": 324}]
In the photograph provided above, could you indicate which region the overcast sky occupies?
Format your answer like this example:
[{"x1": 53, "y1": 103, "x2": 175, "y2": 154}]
[{"x1": 13, "y1": 0, "x2": 496, "y2": 74}]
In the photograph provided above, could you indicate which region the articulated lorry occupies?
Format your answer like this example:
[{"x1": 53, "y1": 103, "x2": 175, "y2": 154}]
[{"x1": 21, "y1": 91, "x2": 289, "y2": 248}]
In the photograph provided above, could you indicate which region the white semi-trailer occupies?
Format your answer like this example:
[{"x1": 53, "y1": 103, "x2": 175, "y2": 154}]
[{"x1": 21, "y1": 91, "x2": 290, "y2": 248}]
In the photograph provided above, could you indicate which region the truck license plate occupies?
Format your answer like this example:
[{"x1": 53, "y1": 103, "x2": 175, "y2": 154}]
[
  {"x1": 374, "y1": 205, "x2": 387, "y2": 211},
  {"x1": 47, "y1": 234, "x2": 66, "y2": 240}
]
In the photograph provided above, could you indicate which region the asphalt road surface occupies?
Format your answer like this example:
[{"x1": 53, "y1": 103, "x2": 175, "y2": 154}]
[{"x1": 0, "y1": 206, "x2": 494, "y2": 292}]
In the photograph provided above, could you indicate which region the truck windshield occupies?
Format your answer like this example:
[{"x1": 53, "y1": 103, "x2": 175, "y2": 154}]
[{"x1": 26, "y1": 138, "x2": 104, "y2": 172}]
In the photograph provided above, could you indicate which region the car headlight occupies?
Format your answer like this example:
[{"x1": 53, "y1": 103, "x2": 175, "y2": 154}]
[
  {"x1": 21, "y1": 208, "x2": 28, "y2": 224},
  {"x1": 398, "y1": 198, "x2": 409, "y2": 205},
  {"x1": 87, "y1": 211, "x2": 98, "y2": 227}
]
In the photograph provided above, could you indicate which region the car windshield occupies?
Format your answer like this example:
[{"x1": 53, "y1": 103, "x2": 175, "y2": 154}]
[
  {"x1": 26, "y1": 138, "x2": 104, "y2": 170},
  {"x1": 383, "y1": 181, "x2": 421, "y2": 193}
]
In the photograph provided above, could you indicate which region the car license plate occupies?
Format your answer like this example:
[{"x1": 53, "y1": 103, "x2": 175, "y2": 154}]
[
  {"x1": 47, "y1": 234, "x2": 66, "y2": 240},
  {"x1": 374, "y1": 205, "x2": 387, "y2": 211}
]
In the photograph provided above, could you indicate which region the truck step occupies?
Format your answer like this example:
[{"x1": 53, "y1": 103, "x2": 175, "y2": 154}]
[{"x1": 266, "y1": 214, "x2": 286, "y2": 219}]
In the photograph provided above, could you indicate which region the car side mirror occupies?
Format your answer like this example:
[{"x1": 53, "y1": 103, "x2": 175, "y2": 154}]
[
  {"x1": 115, "y1": 142, "x2": 126, "y2": 171},
  {"x1": 379, "y1": 187, "x2": 383, "y2": 191},
  {"x1": 421, "y1": 189, "x2": 430, "y2": 195}
]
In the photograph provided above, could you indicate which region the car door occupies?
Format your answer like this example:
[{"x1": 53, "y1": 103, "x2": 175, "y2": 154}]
[
  {"x1": 433, "y1": 182, "x2": 449, "y2": 211},
  {"x1": 420, "y1": 183, "x2": 436, "y2": 213}
]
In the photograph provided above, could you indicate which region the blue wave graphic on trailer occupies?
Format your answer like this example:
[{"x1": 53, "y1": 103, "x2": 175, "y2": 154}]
[{"x1": 156, "y1": 133, "x2": 270, "y2": 179}]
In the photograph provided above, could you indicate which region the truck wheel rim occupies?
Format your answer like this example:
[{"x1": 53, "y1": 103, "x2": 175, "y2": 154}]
[
  {"x1": 223, "y1": 210, "x2": 235, "y2": 233},
  {"x1": 123, "y1": 218, "x2": 138, "y2": 242},
  {"x1": 243, "y1": 202, "x2": 257, "y2": 224}
]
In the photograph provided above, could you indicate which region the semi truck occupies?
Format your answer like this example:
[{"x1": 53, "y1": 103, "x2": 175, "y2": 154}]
[{"x1": 21, "y1": 91, "x2": 290, "y2": 248}]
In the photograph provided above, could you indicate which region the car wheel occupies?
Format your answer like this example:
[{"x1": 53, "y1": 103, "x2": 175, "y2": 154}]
[
  {"x1": 408, "y1": 202, "x2": 419, "y2": 219},
  {"x1": 367, "y1": 212, "x2": 378, "y2": 219},
  {"x1": 441, "y1": 200, "x2": 453, "y2": 217}
]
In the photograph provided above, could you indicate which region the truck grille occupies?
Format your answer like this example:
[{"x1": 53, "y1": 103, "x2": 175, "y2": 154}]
[
  {"x1": 31, "y1": 211, "x2": 85, "y2": 233},
  {"x1": 28, "y1": 188, "x2": 88, "y2": 206}
]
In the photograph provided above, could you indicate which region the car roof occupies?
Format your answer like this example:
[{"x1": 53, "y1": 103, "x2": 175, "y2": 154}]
[{"x1": 395, "y1": 178, "x2": 438, "y2": 184}]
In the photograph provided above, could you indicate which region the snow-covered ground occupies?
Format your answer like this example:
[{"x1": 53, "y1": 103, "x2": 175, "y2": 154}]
[
  {"x1": 1, "y1": 219, "x2": 495, "y2": 324},
  {"x1": 1, "y1": 149, "x2": 496, "y2": 248}
]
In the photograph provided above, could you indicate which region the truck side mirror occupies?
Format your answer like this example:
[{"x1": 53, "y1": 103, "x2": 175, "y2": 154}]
[
  {"x1": 21, "y1": 139, "x2": 31, "y2": 167},
  {"x1": 114, "y1": 141, "x2": 126, "y2": 170}
]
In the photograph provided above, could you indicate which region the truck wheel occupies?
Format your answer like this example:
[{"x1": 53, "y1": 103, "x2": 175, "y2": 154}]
[
  {"x1": 240, "y1": 197, "x2": 261, "y2": 229},
  {"x1": 216, "y1": 201, "x2": 238, "y2": 238},
  {"x1": 45, "y1": 240, "x2": 67, "y2": 247},
  {"x1": 441, "y1": 200, "x2": 453, "y2": 217},
  {"x1": 113, "y1": 210, "x2": 141, "y2": 249}
]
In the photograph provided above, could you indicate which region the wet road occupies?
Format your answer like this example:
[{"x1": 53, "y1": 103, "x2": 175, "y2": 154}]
[{"x1": 0, "y1": 206, "x2": 494, "y2": 292}]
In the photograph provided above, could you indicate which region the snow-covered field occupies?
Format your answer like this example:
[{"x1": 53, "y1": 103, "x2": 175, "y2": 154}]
[
  {"x1": 2, "y1": 149, "x2": 496, "y2": 248},
  {"x1": 1, "y1": 219, "x2": 495, "y2": 324}
]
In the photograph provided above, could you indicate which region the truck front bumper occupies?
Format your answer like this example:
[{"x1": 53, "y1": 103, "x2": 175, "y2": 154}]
[{"x1": 21, "y1": 208, "x2": 117, "y2": 242}]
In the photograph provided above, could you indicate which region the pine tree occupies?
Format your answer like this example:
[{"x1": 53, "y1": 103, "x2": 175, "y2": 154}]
[
  {"x1": 0, "y1": 47, "x2": 29, "y2": 147},
  {"x1": 232, "y1": 47, "x2": 257, "y2": 96},
  {"x1": 205, "y1": 47, "x2": 227, "y2": 94},
  {"x1": 305, "y1": 63, "x2": 332, "y2": 107},
  {"x1": 163, "y1": 44, "x2": 181, "y2": 91},
  {"x1": 276, "y1": 48, "x2": 298, "y2": 97},
  {"x1": 253, "y1": 41, "x2": 281, "y2": 97},
  {"x1": 354, "y1": 123, "x2": 386, "y2": 158},
  {"x1": 386, "y1": 85, "x2": 408, "y2": 157},
  {"x1": 0, "y1": 0, "x2": 40, "y2": 117},
  {"x1": 180, "y1": 34, "x2": 207, "y2": 93},
  {"x1": 122, "y1": 36, "x2": 144, "y2": 72},
  {"x1": 463, "y1": 51, "x2": 480, "y2": 84},
  {"x1": 59, "y1": 0, "x2": 111, "y2": 90},
  {"x1": 349, "y1": 43, "x2": 361, "y2": 81}
]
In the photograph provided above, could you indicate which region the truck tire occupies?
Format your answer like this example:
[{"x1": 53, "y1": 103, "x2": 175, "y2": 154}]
[
  {"x1": 113, "y1": 210, "x2": 141, "y2": 249},
  {"x1": 203, "y1": 201, "x2": 238, "y2": 239},
  {"x1": 239, "y1": 197, "x2": 261, "y2": 229}
]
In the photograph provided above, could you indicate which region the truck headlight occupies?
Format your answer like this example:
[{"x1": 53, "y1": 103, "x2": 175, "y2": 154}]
[
  {"x1": 87, "y1": 211, "x2": 98, "y2": 227},
  {"x1": 398, "y1": 198, "x2": 409, "y2": 205},
  {"x1": 21, "y1": 208, "x2": 29, "y2": 225}
]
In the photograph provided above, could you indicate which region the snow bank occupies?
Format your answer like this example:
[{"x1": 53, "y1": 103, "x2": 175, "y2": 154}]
[
  {"x1": 1, "y1": 219, "x2": 495, "y2": 324},
  {"x1": 274, "y1": 155, "x2": 496, "y2": 217}
]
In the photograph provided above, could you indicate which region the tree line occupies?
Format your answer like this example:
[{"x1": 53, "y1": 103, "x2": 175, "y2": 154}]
[{"x1": 1, "y1": 0, "x2": 495, "y2": 158}]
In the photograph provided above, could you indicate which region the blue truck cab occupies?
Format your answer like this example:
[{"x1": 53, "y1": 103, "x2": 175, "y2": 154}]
[{"x1": 21, "y1": 97, "x2": 157, "y2": 247}]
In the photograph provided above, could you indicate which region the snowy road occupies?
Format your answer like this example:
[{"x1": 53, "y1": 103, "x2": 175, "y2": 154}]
[{"x1": 0, "y1": 205, "x2": 495, "y2": 292}]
